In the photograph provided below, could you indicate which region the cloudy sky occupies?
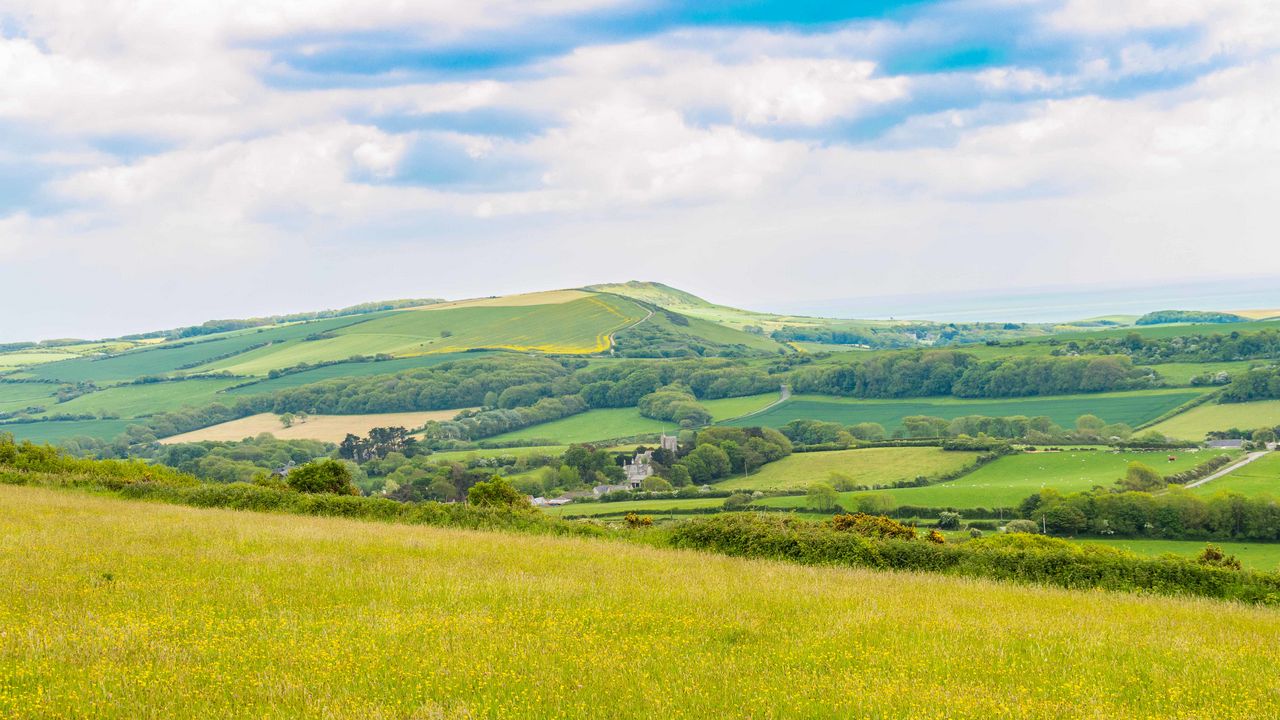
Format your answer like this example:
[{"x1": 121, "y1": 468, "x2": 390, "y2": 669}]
[{"x1": 2, "y1": 0, "x2": 1278, "y2": 340}]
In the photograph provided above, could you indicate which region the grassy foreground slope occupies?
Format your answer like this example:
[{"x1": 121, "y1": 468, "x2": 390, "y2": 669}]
[{"x1": 3, "y1": 485, "x2": 1280, "y2": 719}]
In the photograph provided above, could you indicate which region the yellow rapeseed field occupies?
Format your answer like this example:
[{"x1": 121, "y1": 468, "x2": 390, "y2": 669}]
[{"x1": 2, "y1": 484, "x2": 1279, "y2": 719}]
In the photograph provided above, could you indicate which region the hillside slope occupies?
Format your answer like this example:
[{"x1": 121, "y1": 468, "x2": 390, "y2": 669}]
[{"x1": 4, "y1": 484, "x2": 1279, "y2": 718}]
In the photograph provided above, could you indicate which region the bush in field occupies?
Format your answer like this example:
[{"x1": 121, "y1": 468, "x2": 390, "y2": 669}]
[
  {"x1": 937, "y1": 511, "x2": 962, "y2": 530},
  {"x1": 831, "y1": 513, "x2": 916, "y2": 540},
  {"x1": 927, "y1": 530, "x2": 946, "y2": 544},
  {"x1": 806, "y1": 483, "x2": 839, "y2": 511},
  {"x1": 624, "y1": 513, "x2": 653, "y2": 528},
  {"x1": 286, "y1": 459, "x2": 359, "y2": 495},
  {"x1": 1197, "y1": 544, "x2": 1243, "y2": 571},
  {"x1": 467, "y1": 476, "x2": 529, "y2": 509},
  {"x1": 641, "y1": 476, "x2": 673, "y2": 492},
  {"x1": 1005, "y1": 519, "x2": 1039, "y2": 534},
  {"x1": 856, "y1": 492, "x2": 897, "y2": 515},
  {"x1": 723, "y1": 492, "x2": 752, "y2": 511},
  {"x1": 1117, "y1": 461, "x2": 1164, "y2": 492}
]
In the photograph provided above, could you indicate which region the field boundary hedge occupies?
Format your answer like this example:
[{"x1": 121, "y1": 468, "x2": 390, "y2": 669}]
[{"x1": 669, "y1": 514, "x2": 1280, "y2": 605}]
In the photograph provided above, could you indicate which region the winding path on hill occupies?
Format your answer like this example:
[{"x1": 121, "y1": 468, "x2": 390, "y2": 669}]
[
  {"x1": 606, "y1": 308, "x2": 654, "y2": 354},
  {"x1": 1183, "y1": 451, "x2": 1269, "y2": 489}
]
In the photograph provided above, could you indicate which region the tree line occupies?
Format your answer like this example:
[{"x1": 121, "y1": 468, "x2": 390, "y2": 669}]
[{"x1": 788, "y1": 351, "x2": 1155, "y2": 399}]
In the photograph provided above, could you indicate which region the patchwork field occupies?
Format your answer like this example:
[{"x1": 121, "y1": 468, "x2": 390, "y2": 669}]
[
  {"x1": 0, "y1": 351, "x2": 78, "y2": 369},
  {"x1": 0, "y1": 382, "x2": 57, "y2": 413},
  {"x1": 223, "y1": 352, "x2": 491, "y2": 395},
  {"x1": 158, "y1": 410, "x2": 468, "y2": 444},
  {"x1": 487, "y1": 408, "x2": 672, "y2": 445},
  {"x1": 49, "y1": 378, "x2": 241, "y2": 418},
  {"x1": 489, "y1": 395, "x2": 777, "y2": 445},
  {"x1": 17, "y1": 315, "x2": 385, "y2": 384},
  {"x1": 1191, "y1": 451, "x2": 1280, "y2": 497},
  {"x1": 723, "y1": 389, "x2": 1206, "y2": 432},
  {"x1": 1148, "y1": 400, "x2": 1280, "y2": 440},
  {"x1": 3, "y1": 485, "x2": 1280, "y2": 718},
  {"x1": 551, "y1": 496, "x2": 727, "y2": 517},
  {"x1": 1146, "y1": 360, "x2": 1257, "y2": 386},
  {"x1": 716, "y1": 447, "x2": 982, "y2": 491},
  {"x1": 808, "y1": 449, "x2": 1244, "y2": 510},
  {"x1": 428, "y1": 445, "x2": 571, "y2": 463},
  {"x1": 0, "y1": 418, "x2": 134, "y2": 443},
  {"x1": 203, "y1": 294, "x2": 647, "y2": 375}
]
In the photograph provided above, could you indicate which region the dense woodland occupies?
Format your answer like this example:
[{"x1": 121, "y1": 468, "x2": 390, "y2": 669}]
[{"x1": 789, "y1": 351, "x2": 1153, "y2": 398}]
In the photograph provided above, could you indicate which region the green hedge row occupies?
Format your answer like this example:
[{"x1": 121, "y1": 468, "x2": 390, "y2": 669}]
[{"x1": 668, "y1": 514, "x2": 1280, "y2": 605}]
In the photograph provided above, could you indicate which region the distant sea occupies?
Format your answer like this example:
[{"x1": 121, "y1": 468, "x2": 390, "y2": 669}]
[{"x1": 772, "y1": 277, "x2": 1280, "y2": 323}]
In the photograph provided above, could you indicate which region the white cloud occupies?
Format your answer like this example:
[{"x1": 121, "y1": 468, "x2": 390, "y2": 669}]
[
  {"x1": 2, "y1": 0, "x2": 1280, "y2": 341},
  {"x1": 1050, "y1": 0, "x2": 1280, "y2": 54}
]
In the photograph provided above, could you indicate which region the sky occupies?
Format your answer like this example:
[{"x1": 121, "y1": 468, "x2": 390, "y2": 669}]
[{"x1": 1, "y1": 0, "x2": 1279, "y2": 341}]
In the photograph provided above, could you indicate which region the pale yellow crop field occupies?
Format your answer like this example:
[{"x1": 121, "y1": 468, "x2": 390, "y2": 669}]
[{"x1": 158, "y1": 410, "x2": 468, "y2": 444}]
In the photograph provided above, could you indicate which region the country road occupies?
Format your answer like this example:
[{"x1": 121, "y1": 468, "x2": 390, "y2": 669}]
[
  {"x1": 1183, "y1": 451, "x2": 1269, "y2": 489},
  {"x1": 722, "y1": 384, "x2": 791, "y2": 423}
]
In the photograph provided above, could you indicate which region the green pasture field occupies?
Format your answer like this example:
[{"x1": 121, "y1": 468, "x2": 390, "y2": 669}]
[
  {"x1": 487, "y1": 408, "x2": 671, "y2": 445},
  {"x1": 791, "y1": 342, "x2": 865, "y2": 353},
  {"x1": 488, "y1": 395, "x2": 778, "y2": 445},
  {"x1": 4, "y1": 485, "x2": 1280, "y2": 718},
  {"x1": 0, "y1": 351, "x2": 79, "y2": 369},
  {"x1": 45, "y1": 378, "x2": 241, "y2": 419},
  {"x1": 18, "y1": 315, "x2": 386, "y2": 384},
  {"x1": 0, "y1": 382, "x2": 57, "y2": 413},
  {"x1": 700, "y1": 393, "x2": 779, "y2": 420},
  {"x1": 1190, "y1": 452, "x2": 1280, "y2": 497},
  {"x1": 0, "y1": 418, "x2": 133, "y2": 443},
  {"x1": 716, "y1": 447, "x2": 982, "y2": 491},
  {"x1": 1145, "y1": 361, "x2": 1256, "y2": 386},
  {"x1": 1081, "y1": 538, "x2": 1280, "y2": 573},
  {"x1": 799, "y1": 449, "x2": 1242, "y2": 510},
  {"x1": 1147, "y1": 399, "x2": 1280, "y2": 440},
  {"x1": 1052, "y1": 318, "x2": 1280, "y2": 341},
  {"x1": 550, "y1": 497, "x2": 726, "y2": 517},
  {"x1": 723, "y1": 389, "x2": 1205, "y2": 432},
  {"x1": 223, "y1": 352, "x2": 493, "y2": 395},
  {"x1": 427, "y1": 445, "x2": 571, "y2": 462}
]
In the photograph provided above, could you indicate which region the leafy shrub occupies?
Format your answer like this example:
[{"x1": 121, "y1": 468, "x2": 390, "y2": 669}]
[
  {"x1": 467, "y1": 476, "x2": 530, "y2": 509},
  {"x1": 937, "y1": 511, "x2": 962, "y2": 530},
  {"x1": 1005, "y1": 519, "x2": 1039, "y2": 534},
  {"x1": 287, "y1": 459, "x2": 359, "y2": 495}
]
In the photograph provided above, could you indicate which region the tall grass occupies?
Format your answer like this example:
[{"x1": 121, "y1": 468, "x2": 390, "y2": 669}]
[{"x1": 2, "y1": 484, "x2": 1280, "y2": 719}]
